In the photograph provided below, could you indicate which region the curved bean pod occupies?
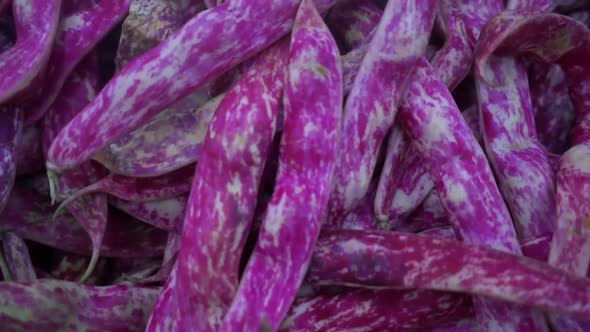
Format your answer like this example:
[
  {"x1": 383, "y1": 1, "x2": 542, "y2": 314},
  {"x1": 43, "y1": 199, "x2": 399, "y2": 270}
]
[
  {"x1": 0, "y1": 279, "x2": 159, "y2": 332},
  {"x1": 46, "y1": 0, "x2": 338, "y2": 174},
  {"x1": 54, "y1": 165, "x2": 195, "y2": 217},
  {"x1": 220, "y1": 1, "x2": 342, "y2": 329},
  {"x1": 399, "y1": 58, "x2": 546, "y2": 331},
  {"x1": 163, "y1": 39, "x2": 288, "y2": 332},
  {"x1": 42, "y1": 52, "x2": 108, "y2": 282},
  {"x1": 1, "y1": 232, "x2": 36, "y2": 282},
  {"x1": 280, "y1": 288, "x2": 473, "y2": 332},
  {"x1": 0, "y1": 0, "x2": 61, "y2": 104},
  {"x1": 473, "y1": 13, "x2": 590, "y2": 330},
  {"x1": 327, "y1": 0, "x2": 436, "y2": 226},
  {"x1": 109, "y1": 195, "x2": 186, "y2": 232},
  {"x1": 23, "y1": 0, "x2": 131, "y2": 125},
  {"x1": 308, "y1": 229, "x2": 590, "y2": 323}
]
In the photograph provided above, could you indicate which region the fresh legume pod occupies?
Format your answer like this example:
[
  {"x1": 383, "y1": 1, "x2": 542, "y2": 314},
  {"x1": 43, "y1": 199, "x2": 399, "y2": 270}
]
[{"x1": 220, "y1": 1, "x2": 342, "y2": 329}]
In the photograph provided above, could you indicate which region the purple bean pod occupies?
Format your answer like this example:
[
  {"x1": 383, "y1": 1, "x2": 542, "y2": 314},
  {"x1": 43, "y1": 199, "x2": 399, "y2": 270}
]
[
  {"x1": 475, "y1": 31, "x2": 556, "y2": 244},
  {"x1": 89, "y1": 0, "x2": 213, "y2": 178},
  {"x1": 109, "y1": 195, "x2": 186, "y2": 232},
  {"x1": 42, "y1": 52, "x2": 110, "y2": 282},
  {"x1": 376, "y1": 143, "x2": 434, "y2": 229},
  {"x1": 144, "y1": 262, "x2": 179, "y2": 332},
  {"x1": 94, "y1": 94, "x2": 222, "y2": 177},
  {"x1": 473, "y1": 13, "x2": 590, "y2": 331},
  {"x1": 0, "y1": 279, "x2": 159, "y2": 331},
  {"x1": 327, "y1": 0, "x2": 436, "y2": 226},
  {"x1": 280, "y1": 288, "x2": 473, "y2": 332},
  {"x1": 54, "y1": 165, "x2": 195, "y2": 216},
  {"x1": 308, "y1": 229, "x2": 590, "y2": 323},
  {"x1": 172, "y1": 39, "x2": 288, "y2": 331},
  {"x1": 0, "y1": 0, "x2": 61, "y2": 104},
  {"x1": 341, "y1": 40, "x2": 369, "y2": 96},
  {"x1": 373, "y1": 125, "x2": 408, "y2": 227},
  {"x1": 430, "y1": 0, "x2": 474, "y2": 90},
  {"x1": 1, "y1": 232, "x2": 36, "y2": 282},
  {"x1": 220, "y1": 1, "x2": 342, "y2": 329},
  {"x1": 23, "y1": 0, "x2": 132, "y2": 125},
  {"x1": 418, "y1": 225, "x2": 563, "y2": 266},
  {"x1": 374, "y1": 0, "x2": 485, "y2": 232},
  {"x1": 46, "y1": 0, "x2": 338, "y2": 174},
  {"x1": 399, "y1": 58, "x2": 547, "y2": 331}
]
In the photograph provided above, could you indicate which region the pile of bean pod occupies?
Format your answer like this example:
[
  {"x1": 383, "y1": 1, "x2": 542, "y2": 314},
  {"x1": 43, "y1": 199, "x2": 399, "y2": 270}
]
[{"x1": 1, "y1": 0, "x2": 590, "y2": 331}]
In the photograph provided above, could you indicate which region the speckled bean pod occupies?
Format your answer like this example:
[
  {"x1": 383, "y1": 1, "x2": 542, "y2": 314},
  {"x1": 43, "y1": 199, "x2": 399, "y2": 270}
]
[
  {"x1": 1, "y1": 232, "x2": 36, "y2": 282},
  {"x1": 372, "y1": 125, "x2": 408, "y2": 228},
  {"x1": 472, "y1": 13, "x2": 590, "y2": 308},
  {"x1": 219, "y1": 1, "x2": 342, "y2": 330},
  {"x1": 375, "y1": 0, "x2": 491, "y2": 234},
  {"x1": 94, "y1": 94, "x2": 222, "y2": 177},
  {"x1": 308, "y1": 229, "x2": 590, "y2": 322},
  {"x1": 89, "y1": 12, "x2": 368, "y2": 179},
  {"x1": 280, "y1": 288, "x2": 473, "y2": 332},
  {"x1": 55, "y1": 165, "x2": 195, "y2": 215},
  {"x1": 375, "y1": 142, "x2": 434, "y2": 230},
  {"x1": 418, "y1": 225, "x2": 569, "y2": 267},
  {"x1": 42, "y1": 52, "x2": 109, "y2": 281},
  {"x1": 341, "y1": 40, "x2": 369, "y2": 95},
  {"x1": 327, "y1": 0, "x2": 436, "y2": 226},
  {"x1": 23, "y1": 0, "x2": 131, "y2": 125},
  {"x1": 0, "y1": 0, "x2": 61, "y2": 104},
  {"x1": 46, "y1": 0, "x2": 337, "y2": 174},
  {"x1": 152, "y1": 38, "x2": 289, "y2": 332},
  {"x1": 109, "y1": 195, "x2": 186, "y2": 232},
  {"x1": 89, "y1": 0, "x2": 213, "y2": 178},
  {"x1": 475, "y1": 27, "x2": 556, "y2": 244},
  {"x1": 399, "y1": 58, "x2": 547, "y2": 331},
  {"x1": 0, "y1": 279, "x2": 159, "y2": 332},
  {"x1": 341, "y1": 180, "x2": 379, "y2": 231},
  {"x1": 430, "y1": 0, "x2": 474, "y2": 91}
]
